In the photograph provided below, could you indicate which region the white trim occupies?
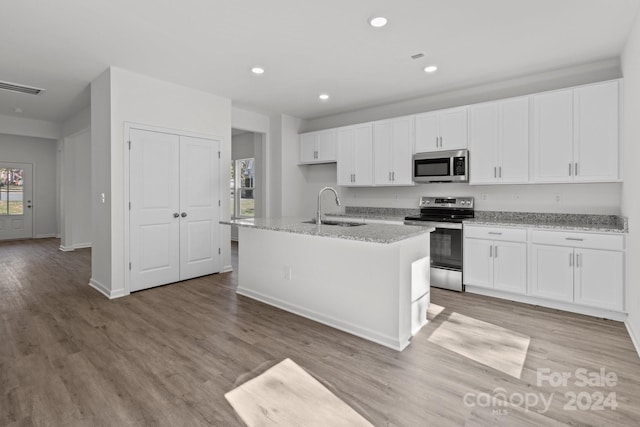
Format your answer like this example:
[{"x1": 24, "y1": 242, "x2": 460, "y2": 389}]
[
  {"x1": 59, "y1": 245, "x2": 74, "y2": 252},
  {"x1": 222, "y1": 264, "x2": 233, "y2": 273},
  {"x1": 237, "y1": 287, "x2": 410, "y2": 351},
  {"x1": 465, "y1": 286, "x2": 628, "y2": 321},
  {"x1": 73, "y1": 242, "x2": 92, "y2": 249},
  {"x1": 35, "y1": 233, "x2": 57, "y2": 238},
  {"x1": 625, "y1": 320, "x2": 640, "y2": 358},
  {"x1": 56, "y1": 233, "x2": 61, "y2": 238},
  {"x1": 123, "y1": 122, "x2": 224, "y2": 295},
  {"x1": 89, "y1": 278, "x2": 128, "y2": 299}
]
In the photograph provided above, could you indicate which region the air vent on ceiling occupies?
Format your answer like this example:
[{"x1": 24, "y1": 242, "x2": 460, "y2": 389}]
[
  {"x1": 411, "y1": 53, "x2": 425, "y2": 60},
  {"x1": 0, "y1": 80, "x2": 45, "y2": 96}
]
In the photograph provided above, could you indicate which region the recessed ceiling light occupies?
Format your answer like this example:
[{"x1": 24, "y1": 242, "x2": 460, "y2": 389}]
[
  {"x1": 424, "y1": 65, "x2": 438, "y2": 73},
  {"x1": 319, "y1": 94, "x2": 330, "y2": 101},
  {"x1": 369, "y1": 16, "x2": 388, "y2": 28},
  {"x1": 251, "y1": 67, "x2": 265, "y2": 75}
]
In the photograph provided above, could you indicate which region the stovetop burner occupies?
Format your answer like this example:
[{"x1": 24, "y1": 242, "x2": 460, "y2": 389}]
[{"x1": 404, "y1": 196, "x2": 475, "y2": 223}]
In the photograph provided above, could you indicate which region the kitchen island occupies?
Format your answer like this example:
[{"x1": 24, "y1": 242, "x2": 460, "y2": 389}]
[{"x1": 222, "y1": 217, "x2": 434, "y2": 350}]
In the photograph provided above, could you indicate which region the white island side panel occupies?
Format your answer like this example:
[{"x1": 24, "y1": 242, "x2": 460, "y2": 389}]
[{"x1": 237, "y1": 227, "x2": 430, "y2": 350}]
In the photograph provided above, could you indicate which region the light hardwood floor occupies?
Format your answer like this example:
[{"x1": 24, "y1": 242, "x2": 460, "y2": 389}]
[{"x1": 1, "y1": 238, "x2": 639, "y2": 426}]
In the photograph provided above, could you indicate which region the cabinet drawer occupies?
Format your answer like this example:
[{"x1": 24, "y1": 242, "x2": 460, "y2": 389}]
[
  {"x1": 464, "y1": 225, "x2": 527, "y2": 242},
  {"x1": 531, "y1": 230, "x2": 624, "y2": 251}
]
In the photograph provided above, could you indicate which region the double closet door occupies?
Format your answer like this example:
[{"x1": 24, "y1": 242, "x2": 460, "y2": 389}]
[{"x1": 129, "y1": 128, "x2": 220, "y2": 292}]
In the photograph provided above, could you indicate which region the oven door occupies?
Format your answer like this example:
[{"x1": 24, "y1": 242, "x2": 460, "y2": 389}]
[{"x1": 430, "y1": 226, "x2": 463, "y2": 271}]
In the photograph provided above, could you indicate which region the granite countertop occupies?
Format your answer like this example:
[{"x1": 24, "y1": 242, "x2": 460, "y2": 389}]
[
  {"x1": 464, "y1": 211, "x2": 628, "y2": 234},
  {"x1": 326, "y1": 206, "x2": 419, "y2": 223},
  {"x1": 221, "y1": 217, "x2": 433, "y2": 244}
]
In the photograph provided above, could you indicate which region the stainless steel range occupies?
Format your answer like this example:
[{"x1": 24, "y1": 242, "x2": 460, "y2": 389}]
[{"x1": 404, "y1": 196, "x2": 474, "y2": 292}]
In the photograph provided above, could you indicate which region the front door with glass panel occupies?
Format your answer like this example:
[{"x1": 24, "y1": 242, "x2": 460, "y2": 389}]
[{"x1": 0, "y1": 163, "x2": 33, "y2": 240}]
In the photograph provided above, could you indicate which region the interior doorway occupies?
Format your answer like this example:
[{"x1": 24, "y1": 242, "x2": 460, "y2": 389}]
[{"x1": 231, "y1": 128, "x2": 265, "y2": 241}]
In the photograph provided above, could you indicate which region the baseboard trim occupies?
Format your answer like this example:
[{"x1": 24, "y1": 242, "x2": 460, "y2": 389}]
[
  {"x1": 236, "y1": 287, "x2": 410, "y2": 351},
  {"x1": 465, "y1": 286, "x2": 628, "y2": 322},
  {"x1": 35, "y1": 234, "x2": 57, "y2": 239},
  {"x1": 89, "y1": 279, "x2": 128, "y2": 299},
  {"x1": 59, "y1": 245, "x2": 74, "y2": 252},
  {"x1": 222, "y1": 264, "x2": 233, "y2": 273},
  {"x1": 625, "y1": 320, "x2": 640, "y2": 359},
  {"x1": 56, "y1": 234, "x2": 61, "y2": 238},
  {"x1": 73, "y1": 243, "x2": 92, "y2": 249}
]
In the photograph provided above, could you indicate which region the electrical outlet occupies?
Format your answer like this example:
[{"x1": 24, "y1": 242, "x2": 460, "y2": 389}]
[
  {"x1": 554, "y1": 194, "x2": 562, "y2": 203},
  {"x1": 481, "y1": 194, "x2": 488, "y2": 201},
  {"x1": 514, "y1": 194, "x2": 520, "y2": 201}
]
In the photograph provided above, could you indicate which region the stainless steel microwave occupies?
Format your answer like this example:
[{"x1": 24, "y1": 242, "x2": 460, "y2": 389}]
[{"x1": 412, "y1": 149, "x2": 469, "y2": 183}]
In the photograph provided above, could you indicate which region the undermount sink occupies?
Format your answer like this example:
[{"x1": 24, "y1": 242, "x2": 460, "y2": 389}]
[{"x1": 302, "y1": 219, "x2": 365, "y2": 227}]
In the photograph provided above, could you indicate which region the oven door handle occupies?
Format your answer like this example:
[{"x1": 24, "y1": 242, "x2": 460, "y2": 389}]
[{"x1": 404, "y1": 220, "x2": 463, "y2": 230}]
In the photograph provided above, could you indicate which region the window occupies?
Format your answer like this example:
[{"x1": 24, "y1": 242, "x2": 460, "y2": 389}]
[
  {"x1": 0, "y1": 168, "x2": 24, "y2": 215},
  {"x1": 231, "y1": 158, "x2": 255, "y2": 218}
]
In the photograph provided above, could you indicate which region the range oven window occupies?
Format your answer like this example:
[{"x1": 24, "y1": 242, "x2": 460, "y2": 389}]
[
  {"x1": 415, "y1": 158, "x2": 450, "y2": 177},
  {"x1": 430, "y1": 227, "x2": 462, "y2": 270}
]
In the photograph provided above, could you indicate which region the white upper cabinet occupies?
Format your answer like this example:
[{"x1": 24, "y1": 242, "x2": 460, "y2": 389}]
[
  {"x1": 299, "y1": 129, "x2": 337, "y2": 164},
  {"x1": 373, "y1": 116, "x2": 414, "y2": 186},
  {"x1": 573, "y1": 81, "x2": 620, "y2": 182},
  {"x1": 469, "y1": 97, "x2": 529, "y2": 184},
  {"x1": 414, "y1": 107, "x2": 467, "y2": 152},
  {"x1": 532, "y1": 80, "x2": 620, "y2": 183},
  {"x1": 337, "y1": 123, "x2": 373, "y2": 186}
]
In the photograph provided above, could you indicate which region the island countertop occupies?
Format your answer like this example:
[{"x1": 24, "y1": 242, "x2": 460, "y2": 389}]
[{"x1": 221, "y1": 217, "x2": 434, "y2": 244}]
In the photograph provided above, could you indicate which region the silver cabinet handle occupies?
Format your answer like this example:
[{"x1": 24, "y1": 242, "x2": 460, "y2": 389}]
[
  {"x1": 576, "y1": 253, "x2": 580, "y2": 268},
  {"x1": 569, "y1": 253, "x2": 573, "y2": 267},
  {"x1": 569, "y1": 163, "x2": 572, "y2": 176},
  {"x1": 499, "y1": 166, "x2": 502, "y2": 178},
  {"x1": 565, "y1": 237, "x2": 584, "y2": 241},
  {"x1": 488, "y1": 232, "x2": 502, "y2": 235},
  {"x1": 494, "y1": 245, "x2": 498, "y2": 258},
  {"x1": 173, "y1": 213, "x2": 180, "y2": 218},
  {"x1": 392, "y1": 171, "x2": 395, "y2": 181},
  {"x1": 439, "y1": 136, "x2": 443, "y2": 148},
  {"x1": 181, "y1": 212, "x2": 187, "y2": 218},
  {"x1": 575, "y1": 162, "x2": 578, "y2": 176},
  {"x1": 489, "y1": 246, "x2": 493, "y2": 258},
  {"x1": 494, "y1": 166, "x2": 497, "y2": 178}
]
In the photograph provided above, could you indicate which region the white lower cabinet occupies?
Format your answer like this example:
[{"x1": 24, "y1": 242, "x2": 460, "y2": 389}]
[
  {"x1": 463, "y1": 226, "x2": 527, "y2": 294},
  {"x1": 465, "y1": 225, "x2": 625, "y2": 318},
  {"x1": 529, "y1": 244, "x2": 575, "y2": 302}
]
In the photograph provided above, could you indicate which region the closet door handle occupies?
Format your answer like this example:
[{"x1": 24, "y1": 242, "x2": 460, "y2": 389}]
[
  {"x1": 181, "y1": 212, "x2": 187, "y2": 218},
  {"x1": 173, "y1": 213, "x2": 180, "y2": 218}
]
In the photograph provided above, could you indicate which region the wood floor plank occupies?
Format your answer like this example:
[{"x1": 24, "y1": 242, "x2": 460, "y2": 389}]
[{"x1": 0, "y1": 238, "x2": 639, "y2": 426}]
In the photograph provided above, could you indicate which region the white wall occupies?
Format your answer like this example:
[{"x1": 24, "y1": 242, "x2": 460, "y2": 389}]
[
  {"x1": 0, "y1": 134, "x2": 58, "y2": 237},
  {"x1": 0, "y1": 114, "x2": 61, "y2": 140},
  {"x1": 60, "y1": 129, "x2": 91, "y2": 250},
  {"x1": 91, "y1": 67, "x2": 232, "y2": 297},
  {"x1": 621, "y1": 11, "x2": 640, "y2": 355}
]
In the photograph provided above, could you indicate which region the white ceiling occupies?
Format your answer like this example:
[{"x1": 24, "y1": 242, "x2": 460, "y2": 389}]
[{"x1": 1, "y1": 0, "x2": 639, "y2": 123}]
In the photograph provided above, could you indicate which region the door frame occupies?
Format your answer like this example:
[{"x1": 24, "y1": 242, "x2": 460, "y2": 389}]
[
  {"x1": 0, "y1": 161, "x2": 34, "y2": 240},
  {"x1": 123, "y1": 122, "x2": 223, "y2": 295}
]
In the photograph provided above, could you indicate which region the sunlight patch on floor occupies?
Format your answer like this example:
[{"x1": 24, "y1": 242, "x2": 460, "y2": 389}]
[
  {"x1": 428, "y1": 312, "x2": 530, "y2": 379},
  {"x1": 427, "y1": 303, "x2": 446, "y2": 320}
]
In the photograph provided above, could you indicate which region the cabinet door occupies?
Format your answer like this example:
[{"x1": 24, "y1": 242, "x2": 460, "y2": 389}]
[
  {"x1": 532, "y1": 90, "x2": 573, "y2": 182},
  {"x1": 439, "y1": 108, "x2": 468, "y2": 151},
  {"x1": 493, "y1": 241, "x2": 527, "y2": 294},
  {"x1": 463, "y1": 238, "x2": 493, "y2": 288},
  {"x1": 336, "y1": 128, "x2": 355, "y2": 186},
  {"x1": 573, "y1": 81, "x2": 619, "y2": 182},
  {"x1": 373, "y1": 121, "x2": 393, "y2": 185},
  {"x1": 468, "y1": 103, "x2": 499, "y2": 184},
  {"x1": 499, "y1": 97, "x2": 529, "y2": 183},
  {"x1": 352, "y1": 124, "x2": 374, "y2": 186},
  {"x1": 299, "y1": 132, "x2": 318, "y2": 164},
  {"x1": 414, "y1": 112, "x2": 439, "y2": 153},
  {"x1": 390, "y1": 117, "x2": 414, "y2": 185},
  {"x1": 530, "y1": 244, "x2": 574, "y2": 302},
  {"x1": 316, "y1": 129, "x2": 337, "y2": 163},
  {"x1": 574, "y1": 248, "x2": 624, "y2": 311}
]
